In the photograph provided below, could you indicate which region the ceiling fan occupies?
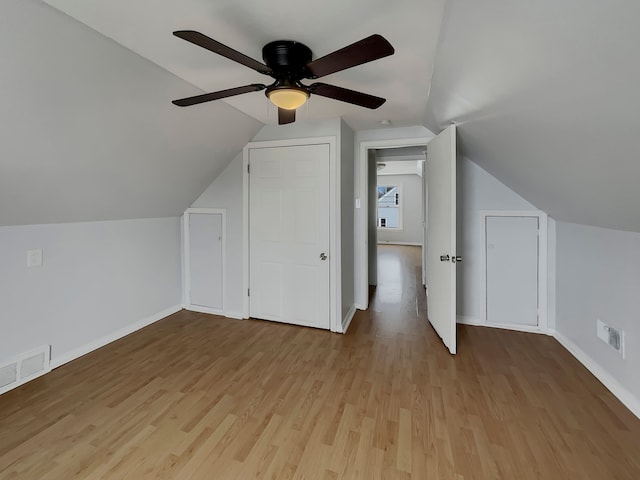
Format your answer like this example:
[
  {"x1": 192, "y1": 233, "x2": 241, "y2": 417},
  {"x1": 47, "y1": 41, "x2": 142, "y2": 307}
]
[{"x1": 171, "y1": 31, "x2": 395, "y2": 124}]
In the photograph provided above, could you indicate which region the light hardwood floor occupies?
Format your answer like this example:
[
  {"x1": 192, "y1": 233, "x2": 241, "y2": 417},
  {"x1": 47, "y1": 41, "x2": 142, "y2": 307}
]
[{"x1": 1, "y1": 245, "x2": 639, "y2": 479}]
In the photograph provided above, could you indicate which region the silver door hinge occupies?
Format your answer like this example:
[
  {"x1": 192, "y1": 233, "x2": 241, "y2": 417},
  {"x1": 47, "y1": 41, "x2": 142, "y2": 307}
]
[
  {"x1": 247, "y1": 163, "x2": 250, "y2": 174},
  {"x1": 247, "y1": 288, "x2": 250, "y2": 296}
]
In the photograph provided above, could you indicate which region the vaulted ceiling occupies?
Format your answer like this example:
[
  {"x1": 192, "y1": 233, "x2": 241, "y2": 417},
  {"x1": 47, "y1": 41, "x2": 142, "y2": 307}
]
[
  {"x1": 426, "y1": 0, "x2": 640, "y2": 232},
  {"x1": 3, "y1": 0, "x2": 640, "y2": 232}
]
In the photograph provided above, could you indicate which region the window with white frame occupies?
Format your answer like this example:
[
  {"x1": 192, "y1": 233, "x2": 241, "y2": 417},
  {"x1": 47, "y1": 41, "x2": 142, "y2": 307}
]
[{"x1": 377, "y1": 185, "x2": 402, "y2": 229}]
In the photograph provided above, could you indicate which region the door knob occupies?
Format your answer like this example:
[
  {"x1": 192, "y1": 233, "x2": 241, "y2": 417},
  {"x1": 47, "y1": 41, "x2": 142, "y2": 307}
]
[
  {"x1": 320, "y1": 252, "x2": 327, "y2": 261},
  {"x1": 440, "y1": 254, "x2": 450, "y2": 262},
  {"x1": 452, "y1": 256, "x2": 462, "y2": 263}
]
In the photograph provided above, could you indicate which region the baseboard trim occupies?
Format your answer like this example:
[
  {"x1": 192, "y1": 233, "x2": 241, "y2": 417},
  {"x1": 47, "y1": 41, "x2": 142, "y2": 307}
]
[
  {"x1": 456, "y1": 315, "x2": 550, "y2": 335},
  {"x1": 51, "y1": 305, "x2": 182, "y2": 369},
  {"x1": 185, "y1": 305, "x2": 224, "y2": 316},
  {"x1": 377, "y1": 241, "x2": 422, "y2": 246},
  {"x1": 553, "y1": 331, "x2": 640, "y2": 420},
  {"x1": 341, "y1": 305, "x2": 357, "y2": 334},
  {"x1": 456, "y1": 315, "x2": 483, "y2": 326},
  {"x1": 184, "y1": 306, "x2": 244, "y2": 320}
]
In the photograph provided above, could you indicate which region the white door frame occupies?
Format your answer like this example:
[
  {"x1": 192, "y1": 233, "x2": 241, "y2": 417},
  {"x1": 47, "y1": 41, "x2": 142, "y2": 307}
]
[
  {"x1": 183, "y1": 207, "x2": 227, "y2": 316},
  {"x1": 242, "y1": 136, "x2": 341, "y2": 332},
  {"x1": 356, "y1": 137, "x2": 431, "y2": 310},
  {"x1": 480, "y1": 210, "x2": 548, "y2": 334}
]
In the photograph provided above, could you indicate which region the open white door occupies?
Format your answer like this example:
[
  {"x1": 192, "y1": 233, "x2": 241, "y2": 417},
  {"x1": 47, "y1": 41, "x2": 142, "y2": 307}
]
[{"x1": 426, "y1": 125, "x2": 457, "y2": 354}]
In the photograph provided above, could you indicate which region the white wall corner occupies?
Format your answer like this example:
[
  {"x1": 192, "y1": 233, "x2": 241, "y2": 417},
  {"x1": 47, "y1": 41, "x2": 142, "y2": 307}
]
[{"x1": 554, "y1": 330, "x2": 640, "y2": 420}]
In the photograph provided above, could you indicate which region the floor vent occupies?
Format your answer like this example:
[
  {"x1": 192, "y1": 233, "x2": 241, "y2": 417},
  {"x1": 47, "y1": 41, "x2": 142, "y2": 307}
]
[{"x1": 0, "y1": 345, "x2": 51, "y2": 396}]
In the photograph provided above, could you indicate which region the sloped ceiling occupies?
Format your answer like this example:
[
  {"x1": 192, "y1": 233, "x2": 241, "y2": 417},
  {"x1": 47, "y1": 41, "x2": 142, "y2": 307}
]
[
  {"x1": 425, "y1": 0, "x2": 640, "y2": 232},
  {"x1": 0, "y1": 0, "x2": 262, "y2": 226},
  {"x1": 40, "y1": 0, "x2": 446, "y2": 131},
  {"x1": 7, "y1": 0, "x2": 639, "y2": 233}
]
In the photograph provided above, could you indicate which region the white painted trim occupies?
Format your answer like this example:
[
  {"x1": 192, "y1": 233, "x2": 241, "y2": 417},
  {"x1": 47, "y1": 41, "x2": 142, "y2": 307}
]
[
  {"x1": 185, "y1": 305, "x2": 225, "y2": 316},
  {"x1": 554, "y1": 331, "x2": 640, "y2": 420},
  {"x1": 51, "y1": 305, "x2": 182, "y2": 369},
  {"x1": 457, "y1": 315, "x2": 551, "y2": 335},
  {"x1": 243, "y1": 148, "x2": 250, "y2": 319},
  {"x1": 224, "y1": 311, "x2": 244, "y2": 320},
  {"x1": 377, "y1": 241, "x2": 422, "y2": 246},
  {"x1": 480, "y1": 210, "x2": 549, "y2": 333},
  {"x1": 456, "y1": 315, "x2": 483, "y2": 325},
  {"x1": 357, "y1": 136, "x2": 431, "y2": 310},
  {"x1": 243, "y1": 137, "x2": 340, "y2": 332},
  {"x1": 183, "y1": 208, "x2": 227, "y2": 316},
  {"x1": 180, "y1": 214, "x2": 186, "y2": 307},
  {"x1": 341, "y1": 305, "x2": 357, "y2": 334}
]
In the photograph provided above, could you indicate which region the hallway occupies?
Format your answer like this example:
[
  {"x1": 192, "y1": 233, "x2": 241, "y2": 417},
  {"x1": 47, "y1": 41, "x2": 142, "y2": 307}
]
[{"x1": 359, "y1": 245, "x2": 427, "y2": 338}]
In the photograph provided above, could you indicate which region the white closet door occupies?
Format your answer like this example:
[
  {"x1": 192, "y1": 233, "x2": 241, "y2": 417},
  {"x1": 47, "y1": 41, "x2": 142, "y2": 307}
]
[
  {"x1": 486, "y1": 216, "x2": 539, "y2": 326},
  {"x1": 249, "y1": 143, "x2": 330, "y2": 329},
  {"x1": 189, "y1": 213, "x2": 223, "y2": 310}
]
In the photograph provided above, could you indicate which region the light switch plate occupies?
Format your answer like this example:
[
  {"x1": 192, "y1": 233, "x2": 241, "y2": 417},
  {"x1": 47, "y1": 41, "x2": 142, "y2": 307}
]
[{"x1": 27, "y1": 249, "x2": 43, "y2": 267}]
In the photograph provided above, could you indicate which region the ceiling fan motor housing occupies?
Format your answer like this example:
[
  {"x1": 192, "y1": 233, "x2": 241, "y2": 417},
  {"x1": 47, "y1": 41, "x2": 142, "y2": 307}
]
[{"x1": 262, "y1": 40, "x2": 313, "y2": 78}]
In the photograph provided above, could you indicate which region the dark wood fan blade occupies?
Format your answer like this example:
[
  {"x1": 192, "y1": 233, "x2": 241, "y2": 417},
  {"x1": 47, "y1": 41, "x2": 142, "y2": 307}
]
[
  {"x1": 278, "y1": 108, "x2": 296, "y2": 125},
  {"x1": 304, "y1": 34, "x2": 394, "y2": 79},
  {"x1": 309, "y1": 83, "x2": 386, "y2": 109},
  {"x1": 172, "y1": 84, "x2": 266, "y2": 107},
  {"x1": 173, "y1": 31, "x2": 273, "y2": 75}
]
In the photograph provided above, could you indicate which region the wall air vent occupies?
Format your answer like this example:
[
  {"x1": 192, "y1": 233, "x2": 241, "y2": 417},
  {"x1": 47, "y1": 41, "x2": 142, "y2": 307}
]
[{"x1": 0, "y1": 345, "x2": 51, "y2": 396}]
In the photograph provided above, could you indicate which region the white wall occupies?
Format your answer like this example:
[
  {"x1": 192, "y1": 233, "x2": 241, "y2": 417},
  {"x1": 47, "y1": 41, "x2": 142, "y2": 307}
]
[
  {"x1": 377, "y1": 174, "x2": 423, "y2": 245},
  {"x1": 252, "y1": 118, "x2": 341, "y2": 142},
  {"x1": 340, "y1": 120, "x2": 355, "y2": 324},
  {"x1": 0, "y1": 218, "x2": 181, "y2": 366},
  {"x1": 456, "y1": 156, "x2": 536, "y2": 322},
  {"x1": 556, "y1": 221, "x2": 640, "y2": 415}
]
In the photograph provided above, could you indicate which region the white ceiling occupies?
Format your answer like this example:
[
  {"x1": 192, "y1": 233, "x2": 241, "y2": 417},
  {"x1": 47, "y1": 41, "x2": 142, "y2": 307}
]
[
  {"x1": 426, "y1": 0, "x2": 640, "y2": 232},
  {"x1": 42, "y1": 0, "x2": 446, "y2": 131}
]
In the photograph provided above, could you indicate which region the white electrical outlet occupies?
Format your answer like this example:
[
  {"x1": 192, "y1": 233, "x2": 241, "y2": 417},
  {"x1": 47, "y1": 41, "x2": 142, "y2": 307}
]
[
  {"x1": 596, "y1": 319, "x2": 625, "y2": 358},
  {"x1": 27, "y1": 249, "x2": 43, "y2": 267}
]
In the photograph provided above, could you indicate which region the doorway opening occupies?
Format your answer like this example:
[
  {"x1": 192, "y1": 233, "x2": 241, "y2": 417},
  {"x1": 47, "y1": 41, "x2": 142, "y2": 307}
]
[
  {"x1": 372, "y1": 147, "x2": 426, "y2": 304},
  {"x1": 357, "y1": 138, "x2": 430, "y2": 311}
]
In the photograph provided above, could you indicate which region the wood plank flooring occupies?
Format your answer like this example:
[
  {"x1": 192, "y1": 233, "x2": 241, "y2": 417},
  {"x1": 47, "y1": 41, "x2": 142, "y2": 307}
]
[{"x1": 1, "y1": 245, "x2": 639, "y2": 479}]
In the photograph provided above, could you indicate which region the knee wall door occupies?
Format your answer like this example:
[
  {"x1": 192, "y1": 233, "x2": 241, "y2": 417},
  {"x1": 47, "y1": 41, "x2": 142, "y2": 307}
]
[{"x1": 486, "y1": 215, "x2": 539, "y2": 327}]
